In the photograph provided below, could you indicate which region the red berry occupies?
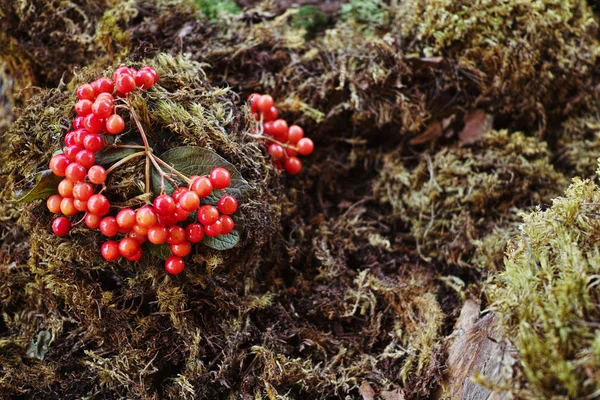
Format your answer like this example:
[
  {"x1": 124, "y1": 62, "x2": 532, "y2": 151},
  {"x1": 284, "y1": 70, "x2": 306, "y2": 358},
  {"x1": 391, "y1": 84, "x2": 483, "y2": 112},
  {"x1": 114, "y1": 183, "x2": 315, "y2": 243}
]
[
  {"x1": 148, "y1": 225, "x2": 168, "y2": 244},
  {"x1": 92, "y1": 99, "x2": 113, "y2": 119},
  {"x1": 85, "y1": 213, "x2": 102, "y2": 229},
  {"x1": 272, "y1": 119, "x2": 289, "y2": 141},
  {"x1": 297, "y1": 138, "x2": 314, "y2": 156},
  {"x1": 217, "y1": 195, "x2": 238, "y2": 215},
  {"x1": 158, "y1": 213, "x2": 178, "y2": 227},
  {"x1": 116, "y1": 208, "x2": 136, "y2": 229},
  {"x1": 154, "y1": 194, "x2": 176, "y2": 216},
  {"x1": 113, "y1": 66, "x2": 134, "y2": 82},
  {"x1": 64, "y1": 145, "x2": 82, "y2": 162},
  {"x1": 264, "y1": 121, "x2": 276, "y2": 136},
  {"x1": 248, "y1": 93, "x2": 261, "y2": 113},
  {"x1": 75, "y1": 149, "x2": 95, "y2": 169},
  {"x1": 126, "y1": 248, "x2": 143, "y2": 261},
  {"x1": 171, "y1": 241, "x2": 191, "y2": 257},
  {"x1": 165, "y1": 256, "x2": 185, "y2": 275},
  {"x1": 167, "y1": 226, "x2": 186, "y2": 245},
  {"x1": 84, "y1": 113, "x2": 103, "y2": 133},
  {"x1": 172, "y1": 187, "x2": 188, "y2": 203},
  {"x1": 140, "y1": 66, "x2": 158, "y2": 84},
  {"x1": 50, "y1": 154, "x2": 70, "y2": 177},
  {"x1": 64, "y1": 131, "x2": 76, "y2": 147},
  {"x1": 118, "y1": 237, "x2": 139, "y2": 258},
  {"x1": 76, "y1": 84, "x2": 95, "y2": 101},
  {"x1": 135, "y1": 70, "x2": 155, "y2": 89},
  {"x1": 286, "y1": 147, "x2": 298, "y2": 157},
  {"x1": 219, "y1": 215, "x2": 234, "y2": 235},
  {"x1": 257, "y1": 94, "x2": 274, "y2": 114},
  {"x1": 47, "y1": 194, "x2": 62, "y2": 214},
  {"x1": 72, "y1": 116, "x2": 85, "y2": 130},
  {"x1": 135, "y1": 206, "x2": 158, "y2": 227},
  {"x1": 73, "y1": 182, "x2": 94, "y2": 201},
  {"x1": 65, "y1": 162, "x2": 87, "y2": 183},
  {"x1": 173, "y1": 204, "x2": 190, "y2": 222},
  {"x1": 284, "y1": 157, "x2": 302, "y2": 174},
  {"x1": 128, "y1": 230, "x2": 147, "y2": 245},
  {"x1": 87, "y1": 194, "x2": 110, "y2": 216},
  {"x1": 60, "y1": 197, "x2": 77, "y2": 216},
  {"x1": 74, "y1": 199, "x2": 88, "y2": 212},
  {"x1": 186, "y1": 224, "x2": 204, "y2": 243},
  {"x1": 191, "y1": 176, "x2": 213, "y2": 198},
  {"x1": 115, "y1": 73, "x2": 136, "y2": 94},
  {"x1": 101, "y1": 241, "x2": 120, "y2": 261},
  {"x1": 75, "y1": 99, "x2": 93, "y2": 116},
  {"x1": 198, "y1": 205, "x2": 219, "y2": 225},
  {"x1": 58, "y1": 178, "x2": 74, "y2": 198},
  {"x1": 179, "y1": 191, "x2": 200, "y2": 212},
  {"x1": 91, "y1": 78, "x2": 114, "y2": 96},
  {"x1": 132, "y1": 224, "x2": 149, "y2": 236},
  {"x1": 209, "y1": 167, "x2": 231, "y2": 189},
  {"x1": 100, "y1": 216, "x2": 119, "y2": 237},
  {"x1": 83, "y1": 133, "x2": 104, "y2": 153},
  {"x1": 267, "y1": 144, "x2": 285, "y2": 161},
  {"x1": 263, "y1": 106, "x2": 278, "y2": 122},
  {"x1": 73, "y1": 129, "x2": 88, "y2": 146},
  {"x1": 52, "y1": 217, "x2": 71, "y2": 236},
  {"x1": 288, "y1": 125, "x2": 304, "y2": 143},
  {"x1": 105, "y1": 114, "x2": 125, "y2": 135},
  {"x1": 205, "y1": 220, "x2": 222, "y2": 237},
  {"x1": 88, "y1": 165, "x2": 107, "y2": 185}
]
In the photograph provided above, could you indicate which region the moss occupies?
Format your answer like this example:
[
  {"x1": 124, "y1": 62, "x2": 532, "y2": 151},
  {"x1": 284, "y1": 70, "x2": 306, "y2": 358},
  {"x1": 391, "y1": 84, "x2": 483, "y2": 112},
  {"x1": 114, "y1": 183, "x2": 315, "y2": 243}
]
[
  {"x1": 195, "y1": 0, "x2": 240, "y2": 20},
  {"x1": 487, "y1": 167, "x2": 600, "y2": 398},
  {"x1": 340, "y1": 0, "x2": 389, "y2": 26}
]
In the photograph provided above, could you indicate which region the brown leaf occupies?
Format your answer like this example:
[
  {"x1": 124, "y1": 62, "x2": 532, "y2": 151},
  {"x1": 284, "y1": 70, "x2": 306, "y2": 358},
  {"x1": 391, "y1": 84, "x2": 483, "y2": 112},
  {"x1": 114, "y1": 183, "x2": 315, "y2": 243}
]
[
  {"x1": 410, "y1": 121, "x2": 442, "y2": 145},
  {"x1": 359, "y1": 381, "x2": 375, "y2": 400},
  {"x1": 459, "y1": 110, "x2": 493, "y2": 145},
  {"x1": 381, "y1": 388, "x2": 405, "y2": 400}
]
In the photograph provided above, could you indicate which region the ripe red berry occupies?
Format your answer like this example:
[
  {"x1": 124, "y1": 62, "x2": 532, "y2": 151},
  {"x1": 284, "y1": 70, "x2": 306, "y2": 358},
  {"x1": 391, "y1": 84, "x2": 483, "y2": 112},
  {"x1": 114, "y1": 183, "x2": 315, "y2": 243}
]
[
  {"x1": 272, "y1": 119, "x2": 289, "y2": 140},
  {"x1": 115, "y1": 73, "x2": 136, "y2": 94},
  {"x1": 73, "y1": 182, "x2": 94, "y2": 201},
  {"x1": 91, "y1": 78, "x2": 114, "y2": 96},
  {"x1": 75, "y1": 99, "x2": 93, "y2": 116},
  {"x1": 85, "y1": 212, "x2": 102, "y2": 229},
  {"x1": 74, "y1": 199, "x2": 88, "y2": 212},
  {"x1": 92, "y1": 99, "x2": 113, "y2": 119},
  {"x1": 64, "y1": 131, "x2": 76, "y2": 147},
  {"x1": 257, "y1": 94, "x2": 274, "y2": 114},
  {"x1": 100, "y1": 217, "x2": 119, "y2": 237},
  {"x1": 84, "y1": 113, "x2": 103, "y2": 134},
  {"x1": 58, "y1": 178, "x2": 74, "y2": 198},
  {"x1": 126, "y1": 248, "x2": 143, "y2": 261},
  {"x1": 47, "y1": 194, "x2": 62, "y2": 214},
  {"x1": 135, "y1": 70, "x2": 155, "y2": 89},
  {"x1": 267, "y1": 143, "x2": 285, "y2": 161},
  {"x1": 65, "y1": 162, "x2": 87, "y2": 182},
  {"x1": 288, "y1": 125, "x2": 304, "y2": 143},
  {"x1": 186, "y1": 223, "x2": 204, "y2": 243},
  {"x1": 135, "y1": 206, "x2": 158, "y2": 227},
  {"x1": 205, "y1": 220, "x2": 223, "y2": 237},
  {"x1": 132, "y1": 224, "x2": 149, "y2": 236},
  {"x1": 116, "y1": 208, "x2": 136, "y2": 229},
  {"x1": 286, "y1": 147, "x2": 298, "y2": 157},
  {"x1": 49, "y1": 154, "x2": 70, "y2": 177},
  {"x1": 88, "y1": 165, "x2": 107, "y2": 185},
  {"x1": 105, "y1": 114, "x2": 125, "y2": 135},
  {"x1": 191, "y1": 176, "x2": 213, "y2": 198},
  {"x1": 113, "y1": 66, "x2": 134, "y2": 82},
  {"x1": 140, "y1": 66, "x2": 158, "y2": 85},
  {"x1": 198, "y1": 205, "x2": 219, "y2": 225},
  {"x1": 64, "y1": 145, "x2": 82, "y2": 162},
  {"x1": 297, "y1": 138, "x2": 314, "y2": 156},
  {"x1": 167, "y1": 226, "x2": 186, "y2": 245},
  {"x1": 263, "y1": 121, "x2": 276, "y2": 136},
  {"x1": 101, "y1": 241, "x2": 120, "y2": 261},
  {"x1": 248, "y1": 93, "x2": 261, "y2": 113},
  {"x1": 263, "y1": 106, "x2": 278, "y2": 122},
  {"x1": 158, "y1": 213, "x2": 178, "y2": 227},
  {"x1": 217, "y1": 195, "x2": 238, "y2": 215},
  {"x1": 76, "y1": 84, "x2": 95, "y2": 101},
  {"x1": 75, "y1": 149, "x2": 95, "y2": 169},
  {"x1": 83, "y1": 133, "x2": 104, "y2": 153},
  {"x1": 118, "y1": 237, "x2": 139, "y2": 258},
  {"x1": 154, "y1": 194, "x2": 176, "y2": 216},
  {"x1": 219, "y1": 215, "x2": 235, "y2": 235},
  {"x1": 173, "y1": 204, "x2": 190, "y2": 222},
  {"x1": 128, "y1": 230, "x2": 147, "y2": 244},
  {"x1": 179, "y1": 191, "x2": 200, "y2": 212},
  {"x1": 87, "y1": 194, "x2": 110, "y2": 216},
  {"x1": 209, "y1": 168, "x2": 231, "y2": 189},
  {"x1": 60, "y1": 197, "x2": 77, "y2": 216},
  {"x1": 171, "y1": 241, "x2": 191, "y2": 257},
  {"x1": 72, "y1": 129, "x2": 88, "y2": 146},
  {"x1": 165, "y1": 256, "x2": 185, "y2": 275},
  {"x1": 148, "y1": 225, "x2": 168, "y2": 244},
  {"x1": 52, "y1": 217, "x2": 71, "y2": 236},
  {"x1": 72, "y1": 116, "x2": 85, "y2": 130},
  {"x1": 172, "y1": 187, "x2": 188, "y2": 203},
  {"x1": 284, "y1": 157, "x2": 302, "y2": 174}
]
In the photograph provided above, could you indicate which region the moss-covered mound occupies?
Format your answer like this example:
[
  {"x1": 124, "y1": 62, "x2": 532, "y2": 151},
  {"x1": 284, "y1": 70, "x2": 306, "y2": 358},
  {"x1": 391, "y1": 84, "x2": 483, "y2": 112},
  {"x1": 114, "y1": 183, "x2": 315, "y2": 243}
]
[{"x1": 487, "y1": 170, "x2": 600, "y2": 398}]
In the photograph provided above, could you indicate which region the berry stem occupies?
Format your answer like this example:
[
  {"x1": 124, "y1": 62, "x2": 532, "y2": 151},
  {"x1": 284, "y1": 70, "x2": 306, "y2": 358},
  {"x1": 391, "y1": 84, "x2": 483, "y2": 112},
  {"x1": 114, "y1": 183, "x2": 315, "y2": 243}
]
[
  {"x1": 145, "y1": 156, "x2": 151, "y2": 193},
  {"x1": 107, "y1": 144, "x2": 146, "y2": 150},
  {"x1": 105, "y1": 151, "x2": 146, "y2": 175},
  {"x1": 247, "y1": 132, "x2": 298, "y2": 151},
  {"x1": 151, "y1": 154, "x2": 192, "y2": 184}
]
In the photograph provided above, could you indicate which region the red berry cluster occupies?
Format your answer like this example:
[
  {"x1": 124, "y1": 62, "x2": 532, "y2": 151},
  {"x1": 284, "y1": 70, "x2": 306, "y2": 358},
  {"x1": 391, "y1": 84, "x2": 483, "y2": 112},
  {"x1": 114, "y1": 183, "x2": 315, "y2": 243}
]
[
  {"x1": 248, "y1": 93, "x2": 314, "y2": 174},
  {"x1": 46, "y1": 66, "x2": 239, "y2": 275}
]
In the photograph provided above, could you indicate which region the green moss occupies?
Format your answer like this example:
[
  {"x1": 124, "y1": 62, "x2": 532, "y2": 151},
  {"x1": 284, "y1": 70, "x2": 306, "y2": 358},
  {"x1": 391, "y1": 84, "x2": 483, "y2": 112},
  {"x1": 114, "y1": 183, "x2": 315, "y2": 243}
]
[
  {"x1": 487, "y1": 167, "x2": 600, "y2": 397},
  {"x1": 290, "y1": 5, "x2": 328, "y2": 39},
  {"x1": 195, "y1": 0, "x2": 240, "y2": 20},
  {"x1": 340, "y1": 0, "x2": 389, "y2": 26}
]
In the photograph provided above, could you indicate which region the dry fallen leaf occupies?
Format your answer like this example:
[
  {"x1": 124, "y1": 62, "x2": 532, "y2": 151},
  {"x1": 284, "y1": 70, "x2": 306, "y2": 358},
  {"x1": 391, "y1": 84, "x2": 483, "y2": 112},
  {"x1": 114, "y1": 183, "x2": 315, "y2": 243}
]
[
  {"x1": 380, "y1": 388, "x2": 405, "y2": 400},
  {"x1": 359, "y1": 381, "x2": 375, "y2": 400},
  {"x1": 410, "y1": 121, "x2": 443, "y2": 145},
  {"x1": 459, "y1": 110, "x2": 493, "y2": 145}
]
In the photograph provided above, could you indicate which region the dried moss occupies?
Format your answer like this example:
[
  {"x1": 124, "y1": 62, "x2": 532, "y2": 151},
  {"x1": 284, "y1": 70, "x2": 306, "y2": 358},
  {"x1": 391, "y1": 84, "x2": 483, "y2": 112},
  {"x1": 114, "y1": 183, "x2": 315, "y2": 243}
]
[{"x1": 487, "y1": 167, "x2": 600, "y2": 398}]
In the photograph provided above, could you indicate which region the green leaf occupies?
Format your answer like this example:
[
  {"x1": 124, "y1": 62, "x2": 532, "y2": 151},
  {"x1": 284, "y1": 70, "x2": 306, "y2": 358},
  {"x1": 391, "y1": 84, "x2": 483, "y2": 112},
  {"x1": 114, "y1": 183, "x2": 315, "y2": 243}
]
[
  {"x1": 146, "y1": 243, "x2": 171, "y2": 260},
  {"x1": 94, "y1": 146, "x2": 140, "y2": 167},
  {"x1": 150, "y1": 147, "x2": 251, "y2": 205},
  {"x1": 202, "y1": 229, "x2": 240, "y2": 250},
  {"x1": 11, "y1": 169, "x2": 62, "y2": 203}
]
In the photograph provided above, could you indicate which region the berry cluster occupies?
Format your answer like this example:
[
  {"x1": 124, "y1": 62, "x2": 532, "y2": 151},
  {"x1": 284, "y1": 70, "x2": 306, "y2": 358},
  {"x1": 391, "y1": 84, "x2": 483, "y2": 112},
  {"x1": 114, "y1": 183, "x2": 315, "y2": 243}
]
[
  {"x1": 46, "y1": 66, "x2": 239, "y2": 275},
  {"x1": 248, "y1": 93, "x2": 314, "y2": 174}
]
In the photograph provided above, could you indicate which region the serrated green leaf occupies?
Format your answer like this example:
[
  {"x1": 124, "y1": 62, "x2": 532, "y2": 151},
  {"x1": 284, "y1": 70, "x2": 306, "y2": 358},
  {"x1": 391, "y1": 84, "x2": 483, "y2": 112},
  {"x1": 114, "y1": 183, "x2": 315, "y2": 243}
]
[
  {"x1": 150, "y1": 147, "x2": 251, "y2": 204},
  {"x1": 202, "y1": 229, "x2": 240, "y2": 250},
  {"x1": 11, "y1": 169, "x2": 62, "y2": 203}
]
